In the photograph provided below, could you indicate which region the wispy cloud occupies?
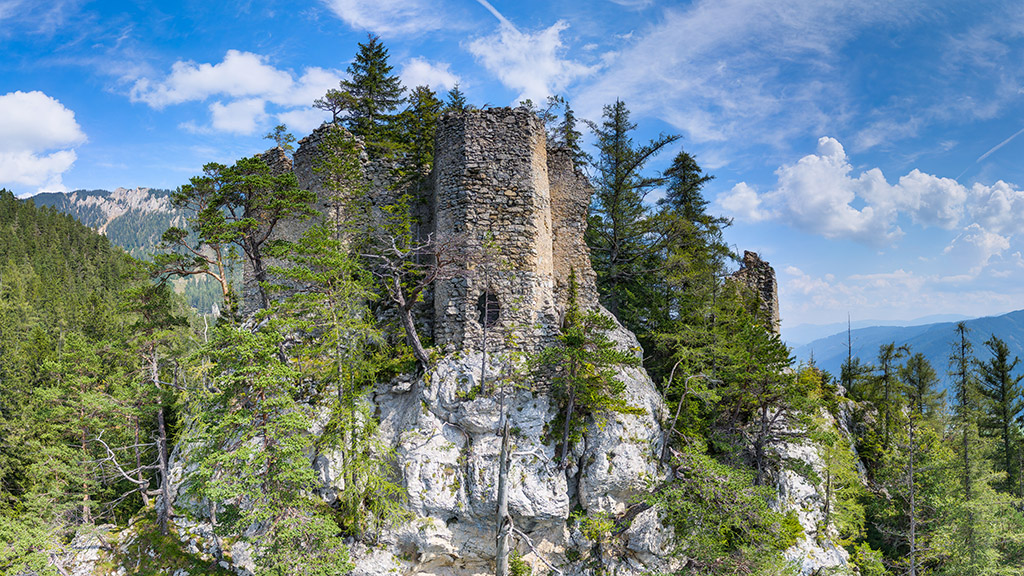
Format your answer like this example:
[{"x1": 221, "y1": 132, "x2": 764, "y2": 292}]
[
  {"x1": 319, "y1": 0, "x2": 445, "y2": 37},
  {"x1": 977, "y1": 126, "x2": 1024, "y2": 163},
  {"x1": 467, "y1": 16, "x2": 596, "y2": 105}
]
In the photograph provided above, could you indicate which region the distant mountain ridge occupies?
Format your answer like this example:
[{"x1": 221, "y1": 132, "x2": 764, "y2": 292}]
[
  {"x1": 793, "y1": 309, "x2": 1024, "y2": 389},
  {"x1": 784, "y1": 313, "x2": 972, "y2": 348},
  {"x1": 30, "y1": 188, "x2": 180, "y2": 260}
]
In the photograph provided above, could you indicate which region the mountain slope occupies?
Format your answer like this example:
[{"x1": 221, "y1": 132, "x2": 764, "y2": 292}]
[
  {"x1": 30, "y1": 188, "x2": 178, "y2": 260},
  {"x1": 793, "y1": 309, "x2": 1024, "y2": 388}
]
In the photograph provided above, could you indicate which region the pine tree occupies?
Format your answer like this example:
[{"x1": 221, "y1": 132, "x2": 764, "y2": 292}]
[
  {"x1": 900, "y1": 353, "x2": 945, "y2": 420},
  {"x1": 155, "y1": 156, "x2": 316, "y2": 315},
  {"x1": 183, "y1": 324, "x2": 352, "y2": 575},
  {"x1": 585, "y1": 99, "x2": 679, "y2": 324},
  {"x1": 444, "y1": 83, "x2": 468, "y2": 112},
  {"x1": 394, "y1": 85, "x2": 443, "y2": 175},
  {"x1": 266, "y1": 223, "x2": 406, "y2": 538}
]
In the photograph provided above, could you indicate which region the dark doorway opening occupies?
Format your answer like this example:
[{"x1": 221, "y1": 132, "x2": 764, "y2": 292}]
[{"x1": 477, "y1": 292, "x2": 500, "y2": 328}]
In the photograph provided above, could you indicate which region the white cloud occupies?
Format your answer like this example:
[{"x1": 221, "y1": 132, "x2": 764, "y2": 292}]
[
  {"x1": 0, "y1": 91, "x2": 86, "y2": 193},
  {"x1": 893, "y1": 170, "x2": 966, "y2": 229},
  {"x1": 468, "y1": 20, "x2": 596, "y2": 104},
  {"x1": 210, "y1": 99, "x2": 267, "y2": 134},
  {"x1": 276, "y1": 109, "x2": 330, "y2": 135},
  {"x1": 943, "y1": 224, "x2": 1011, "y2": 275},
  {"x1": 319, "y1": 0, "x2": 443, "y2": 36},
  {"x1": 130, "y1": 51, "x2": 343, "y2": 135},
  {"x1": 969, "y1": 180, "x2": 1024, "y2": 236},
  {"x1": 400, "y1": 58, "x2": 460, "y2": 92},
  {"x1": 719, "y1": 182, "x2": 770, "y2": 222},
  {"x1": 718, "y1": 137, "x2": 974, "y2": 245},
  {"x1": 130, "y1": 50, "x2": 294, "y2": 108}
]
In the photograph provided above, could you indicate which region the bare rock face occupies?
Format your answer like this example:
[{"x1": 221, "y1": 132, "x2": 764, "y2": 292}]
[
  {"x1": 324, "y1": 312, "x2": 668, "y2": 576},
  {"x1": 774, "y1": 405, "x2": 860, "y2": 575}
]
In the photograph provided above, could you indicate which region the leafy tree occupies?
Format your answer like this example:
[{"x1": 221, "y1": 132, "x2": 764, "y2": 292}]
[
  {"x1": 264, "y1": 124, "x2": 296, "y2": 152},
  {"x1": 536, "y1": 270, "x2": 643, "y2": 466},
  {"x1": 266, "y1": 223, "x2": 407, "y2": 538},
  {"x1": 155, "y1": 156, "x2": 316, "y2": 315},
  {"x1": 714, "y1": 304, "x2": 809, "y2": 484},
  {"x1": 977, "y1": 335, "x2": 1024, "y2": 493},
  {"x1": 650, "y1": 446, "x2": 803, "y2": 574},
  {"x1": 183, "y1": 325, "x2": 352, "y2": 575}
]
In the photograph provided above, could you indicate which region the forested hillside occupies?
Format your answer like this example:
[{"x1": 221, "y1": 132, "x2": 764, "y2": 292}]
[
  {"x1": 29, "y1": 188, "x2": 233, "y2": 315},
  {"x1": 796, "y1": 309, "x2": 1024, "y2": 390},
  {"x1": 0, "y1": 189, "x2": 200, "y2": 574}
]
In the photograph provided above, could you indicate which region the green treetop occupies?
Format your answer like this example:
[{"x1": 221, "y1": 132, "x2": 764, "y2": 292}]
[
  {"x1": 537, "y1": 270, "x2": 644, "y2": 467},
  {"x1": 977, "y1": 335, "x2": 1024, "y2": 492},
  {"x1": 341, "y1": 34, "x2": 405, "y2": 156}
]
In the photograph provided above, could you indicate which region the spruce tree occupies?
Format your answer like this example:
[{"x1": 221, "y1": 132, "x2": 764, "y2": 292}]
[
  {"x1": 444, "y1": 83, "x2": 468, "y2": 112},
  {"x1": 340, "y1": 34, "x2": 405, "y2": 156},
  {"x1": 537, "y1": 270, "x2": 643, "y2": 466},
  {"x1": 585, "y1": 99, "x2": 679, "y2": 324},
  {"x1": 977, "y1": 335, "x2": 1024, "y2": 493}
]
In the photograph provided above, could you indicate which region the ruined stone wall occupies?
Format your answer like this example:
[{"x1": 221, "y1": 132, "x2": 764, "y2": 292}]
[
  {"x1": 732, "y1": 250, "x2": 781, "y2": 334},
  {"x1": 432, "y1": 107, "x2": 558, "y2": 349},
  {"x1": 547, "y1": 147, "x2": 598, "y2": 309}
]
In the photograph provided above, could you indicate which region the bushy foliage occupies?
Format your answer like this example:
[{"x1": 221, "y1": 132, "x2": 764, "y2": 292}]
[{"x1": 650, "y1": 447, "x2": 803, "y2": 574}]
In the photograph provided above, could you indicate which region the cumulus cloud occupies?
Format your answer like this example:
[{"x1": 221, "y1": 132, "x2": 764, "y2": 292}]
[
  {"x1": 319, "y1": 0, "x2": 444, "y2": 36},
  {"x1": 717, "y1": 137, "x2": 971, "y2": 245},
  {"x1": 400, "y1": 58, "x2": 460, "y2": 93},
  {"x1": 468, "y1": 20, "x2": 596, "y2": 105},
  {"x1": 129, "y1": 51, "x2": 343, "y2": 135},
  {"x1": 969, "y1": 180, "x2": 1024, "y2": 236},
  {"x1": 943, "y1": 224, "x2": 1011, "y2": 274},
  {"x1": 0, "y1": 91, "x2": 86, "y2": 193}
]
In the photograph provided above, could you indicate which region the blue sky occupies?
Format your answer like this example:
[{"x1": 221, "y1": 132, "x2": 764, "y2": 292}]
[{"x1": 4, "y1": 0, "x2": 1024, "y2": 333}]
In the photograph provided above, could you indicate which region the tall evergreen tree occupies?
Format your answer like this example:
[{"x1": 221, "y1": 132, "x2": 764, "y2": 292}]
[
  {"x1": 900, "y1": 353, "x2": 945, "y2": 420},
  {"x1": 536, "y1": 270, "x2": 644, "y2": 467},
  {"x1": 394, "y1": 85, "x2": 443, "y2": 175},
  {"x1": 444, "y1": 83, "x2": 468, "y2": 112},
  {"x1": 340, "y1": 34, "x2": 405, "y2": 156},
  {"x1": 977, "y1": 335, "x2": 1024, "y2": 493},
  {"x1": 585, "y1": 99, "x2": 679, "y2": 324}
]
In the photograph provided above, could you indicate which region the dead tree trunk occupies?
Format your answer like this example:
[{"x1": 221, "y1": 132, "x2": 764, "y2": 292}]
[
  {"x1": 157, "y1": 406, "x2": 173, "y2": 535},
  {"x1": 495, "y1": 421, "x2": 512, "y2": 576}
]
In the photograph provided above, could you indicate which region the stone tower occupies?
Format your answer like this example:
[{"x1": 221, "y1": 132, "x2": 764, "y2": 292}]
[
  {"x1": 732, "y1": 250, "x2": 781, "y2": 334},
  {"x1": 432, "y1": 107, "x2": 558, "y2": 349}
]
